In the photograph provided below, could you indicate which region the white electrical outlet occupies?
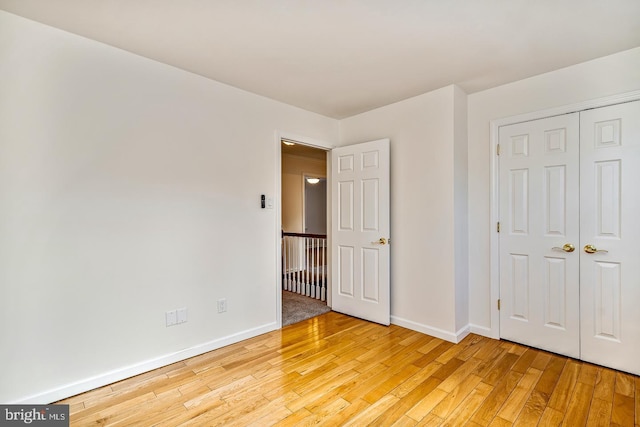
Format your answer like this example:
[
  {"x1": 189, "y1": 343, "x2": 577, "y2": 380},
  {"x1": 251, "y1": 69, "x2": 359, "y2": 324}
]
[
  {"x1": 177, "y1": 308, "x2": 188, "y2": 324},
  {"x1": 165, "y1": 310, "x2": 177, "y2": 327},
  {"x1": 217, "y1": 298, "x2": 227, "y2": 313}
]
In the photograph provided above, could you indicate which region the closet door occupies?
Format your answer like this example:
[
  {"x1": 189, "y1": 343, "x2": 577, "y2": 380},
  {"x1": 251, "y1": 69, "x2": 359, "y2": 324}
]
[
  {"x1": 499, "y1": 113, "x2": 580, "y2": 357},
  {"x1": 580, "y1": 100, "x2": 640, "y2": 375}
]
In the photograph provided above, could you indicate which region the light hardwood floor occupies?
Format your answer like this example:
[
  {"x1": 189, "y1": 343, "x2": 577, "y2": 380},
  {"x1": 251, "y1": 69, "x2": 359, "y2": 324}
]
[{"x1": 59, "y1": 312, "x2": 639, "y2": 426}]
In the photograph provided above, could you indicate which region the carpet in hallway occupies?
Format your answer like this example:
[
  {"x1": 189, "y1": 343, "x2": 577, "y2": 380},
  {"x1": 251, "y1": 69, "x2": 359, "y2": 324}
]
[{"x1": 282, "y1": 290, "x2": 331, "y2": 326}]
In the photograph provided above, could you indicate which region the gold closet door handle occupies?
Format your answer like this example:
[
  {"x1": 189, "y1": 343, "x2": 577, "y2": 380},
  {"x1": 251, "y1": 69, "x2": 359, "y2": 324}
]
[
  {"x1": 372, "y1": 238, "x2": 387, "y2": 245},
  {"x1": 552, "y1": 243, "x2": 575, "y2": 253},
  {"x1": 584, "y1": 244, "x2": 608, "y2": 254}
]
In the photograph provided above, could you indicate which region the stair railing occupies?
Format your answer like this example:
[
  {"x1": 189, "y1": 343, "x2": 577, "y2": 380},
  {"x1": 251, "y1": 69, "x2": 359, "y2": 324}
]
[{"x1": 282, "y1": 232, "x2": 327, "y2": 301}]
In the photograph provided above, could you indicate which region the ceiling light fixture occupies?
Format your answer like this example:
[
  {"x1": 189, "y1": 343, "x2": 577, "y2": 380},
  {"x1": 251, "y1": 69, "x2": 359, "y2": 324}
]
[
  {"x1": 282, "y1": 141, "x2": 295, "y2": 146},
  {"x1": 306, "y1": 178, "x2": 320, "y2": 184}
]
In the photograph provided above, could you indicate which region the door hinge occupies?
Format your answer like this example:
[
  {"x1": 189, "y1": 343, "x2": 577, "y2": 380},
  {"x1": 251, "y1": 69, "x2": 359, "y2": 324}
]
[
  {"x1": 497, "y1": 222, "x2": 500, "y2": 233},
  {"x1": 497, "y1": 299, "x2": 501, "y2": 310},
  {"x1": 496, "y1": 144, "x2": 501, "y2": 156}
]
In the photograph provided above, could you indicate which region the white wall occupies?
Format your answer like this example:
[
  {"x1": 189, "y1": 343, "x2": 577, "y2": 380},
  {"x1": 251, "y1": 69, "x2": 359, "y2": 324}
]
[
  {"x1": 453, "y1": 86, "x2": 469, "y2": 333},
  {"x1": 0, "y1": 11, "x2": 338, "y2": 403},
  {"x1": 339, "y1": 85, "x2": 469, "y2": 342},
  {"x1": 467, "y1": 47, "x2": 640, "y2": 336}
]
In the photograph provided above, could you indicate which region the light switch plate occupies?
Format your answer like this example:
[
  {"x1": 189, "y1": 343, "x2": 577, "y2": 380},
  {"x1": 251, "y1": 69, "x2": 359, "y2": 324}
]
[
  {"x1": 166, "y1": 310, "x2": 177, "y2": 327},
  {"x1": 177, "y1": 308, "x2": 188, "y2": 324}
]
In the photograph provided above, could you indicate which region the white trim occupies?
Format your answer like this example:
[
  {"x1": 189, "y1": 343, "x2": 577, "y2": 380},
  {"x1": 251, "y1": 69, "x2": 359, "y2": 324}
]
[
  {"x1": 489, "y1": 119, "x2": 501, "y2": 340},
  {"x1": 277, "y1": 131, "x2": 335, "y2": 152},
  {"x1": 454, "y1": 324, "x2": 471, "y2": 343},
  {"x1": 491, "y1": 90, "x2": 640, "y2": 129},
  {"x1": 391, "y1": 316, "x2": 470, "y2": 343},
  {"x1": 10, "y1": 322, "x2": 278, "y2": 404},
  {"x1": 325, "y1": 151, "x2": 333, "y2": 308},
  {"x1": 470, "y1": 323, "x2": 493, "y2": 338},
  {"x1": 489, "y1": 90, "x2": 640, "y2": 340},
  {"x1": 275, "y1": 133, "x2": 283, "y2": 328}
]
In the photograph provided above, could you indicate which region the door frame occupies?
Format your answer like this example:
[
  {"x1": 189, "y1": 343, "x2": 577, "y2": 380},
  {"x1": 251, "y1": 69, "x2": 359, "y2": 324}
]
[
  {"x1": 489, "y1": 90, "x2": 640, "y2": 340},
  {"x1": 275, "y1": 131, "x2": 334, "y2": 328}
]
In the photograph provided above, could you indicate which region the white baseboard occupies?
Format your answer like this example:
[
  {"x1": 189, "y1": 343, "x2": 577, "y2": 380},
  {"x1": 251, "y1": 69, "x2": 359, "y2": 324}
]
[
  {"x1": 470, "y1": 323, "x2": 497, "y2": 339},
  {"x1": 454, "y1": 325, "x2": 471, "y2": 342},
  {"x1": 12, "y1": 322, "x2": 278, "y2": 404},
  {"x1": 391, "y1": 316, "x2": 470, "y2": 344}
]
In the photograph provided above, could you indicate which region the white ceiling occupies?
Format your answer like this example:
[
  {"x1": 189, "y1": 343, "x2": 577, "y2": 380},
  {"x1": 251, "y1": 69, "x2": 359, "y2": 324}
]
[{"x1": 1, "y1": 0, "x2": 639, "y2": 119}]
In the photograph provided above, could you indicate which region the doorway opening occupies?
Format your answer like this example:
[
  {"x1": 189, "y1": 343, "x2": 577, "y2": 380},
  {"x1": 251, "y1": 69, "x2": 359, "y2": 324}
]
[{"x1": 281, "y1": 139, "x2": 330, "y2": 326}]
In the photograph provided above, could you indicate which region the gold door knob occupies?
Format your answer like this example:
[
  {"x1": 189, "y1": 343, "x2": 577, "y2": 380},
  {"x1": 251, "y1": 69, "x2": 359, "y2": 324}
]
[
  {"x1": 584, "y1": 244, "x2": 608, "y2": 254},
  {"x1": 552, "y1": 243, "x2": 575, "y2": 253},
  {"x1": 372, "y1": 238, "x2": 387, "y2": 245}
]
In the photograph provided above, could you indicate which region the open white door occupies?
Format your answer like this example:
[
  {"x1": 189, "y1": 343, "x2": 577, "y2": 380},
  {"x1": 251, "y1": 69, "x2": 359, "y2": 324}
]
[{"x1": 331, "y1": 139, "x2": 390, "y2": 325}]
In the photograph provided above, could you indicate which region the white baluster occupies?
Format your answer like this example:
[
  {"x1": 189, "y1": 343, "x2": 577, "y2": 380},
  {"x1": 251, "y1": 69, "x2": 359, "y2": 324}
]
[
  {"x1": 320, "y1": 237, "x2": 325, "y2": 301},
  {"x1": 282, "y1": 236, "x2": 287, "y2": 291},
  {"x1": 304, "y1": 238, "x2": 311, "y2": 296},
  {"x1": 311, "y1": 238, "x2": 316, "y2": 299},
  {"x1": 287, "y1": 237, "x2": 292, "y2": 291},
  {"x1": 296, "y1": 236, "x2": 299, "y2": 294}
]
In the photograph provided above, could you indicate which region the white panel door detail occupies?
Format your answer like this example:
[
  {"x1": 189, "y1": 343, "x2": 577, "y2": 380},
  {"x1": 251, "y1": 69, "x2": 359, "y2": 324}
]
[
  {"x1": 332, "y1": 139, "x2": 390, "y2": 325},
  {"x1": 499, "y1": 113, "x2": 580, "y2": 358},
  {"x1": 580, "y1": 100, "x2": 640, "y2": 375}
]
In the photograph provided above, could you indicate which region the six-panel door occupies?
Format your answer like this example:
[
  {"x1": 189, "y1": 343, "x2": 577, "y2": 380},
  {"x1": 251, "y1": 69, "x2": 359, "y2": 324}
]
[
  {"x1": 331, "y1": 139, "x2": 390, "y2": 326},
  {"x1": 499, "y1": 113, "x2": 581, "y2": 358},
  {"x1": 499, "y1": 100, "x2": 640, "y2": 375},
  {"x1": 580, "y1": 101, "x2": 640, "y2": 375}
]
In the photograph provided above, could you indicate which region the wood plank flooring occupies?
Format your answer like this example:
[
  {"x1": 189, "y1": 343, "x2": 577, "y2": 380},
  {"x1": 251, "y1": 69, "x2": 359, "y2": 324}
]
[{"x1": 58, "y1": 312, "x2": 640, "y2": 426}]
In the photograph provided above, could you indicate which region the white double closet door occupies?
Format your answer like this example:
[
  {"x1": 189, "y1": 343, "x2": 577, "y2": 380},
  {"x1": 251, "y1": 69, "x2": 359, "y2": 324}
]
[{"x1": 499, "y1": 100, "x2": 640, "y2": 375}]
